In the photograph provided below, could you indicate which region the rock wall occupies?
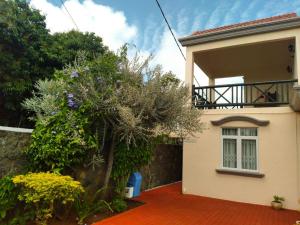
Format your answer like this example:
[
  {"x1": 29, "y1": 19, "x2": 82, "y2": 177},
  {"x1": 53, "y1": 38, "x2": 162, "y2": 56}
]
[
  {"x1": 0, "y1": 127, "x2": 32, "y2": 177},
  {"x1": 0, "y1": 127, "x2": 183, "y2": 191},
  {"x1": 140, "y1": 144, "x2": 182, "y2": 190}
]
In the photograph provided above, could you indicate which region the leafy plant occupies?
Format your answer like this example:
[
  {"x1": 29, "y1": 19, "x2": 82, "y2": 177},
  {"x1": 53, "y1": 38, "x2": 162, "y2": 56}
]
[
  {"x1": 12, "y1": 172, "x2": 84, "y2": 225},
  {"x1": 111, "y1": 198, "x2": 127, "y2": 213},
  {"x1": 24, "y1": 108, "x2": 97, "y2": 171},
  {"x1": 111, "y1": 139, "x2": 155, "y2": 197},
  {"x1": 273, "y1": 195, "x2": 285, "y2": 203},
  {"x1": 51, "y1": 31, "x2": 107, "y2": 69},
  {"x1": 0, "y1": 0, "x2": 53, "y2": 127},
  {"x1": 7, "y1": 209, "x2": 35, "y2": 225},
  {"x1": 0, "y1": 0, "x2": 108, "y2": 127},
  {"x1": 0, "y1": 176, "x2": 18, "y2": 220},
  {"x1": 74, "y1": 187, "x2": 112, "y2": 225},
  {"x1": 0, "y1": 176, "x2": 35, "y2": 225},
  {"x1": 74, "y1": 197, "x2": 112, "y2": 224},
  {"x1": 24, "y1": 47, "x2": 203, "y2": 198}
]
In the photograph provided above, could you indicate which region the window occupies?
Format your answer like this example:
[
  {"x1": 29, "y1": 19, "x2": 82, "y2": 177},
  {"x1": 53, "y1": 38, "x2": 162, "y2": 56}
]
[{"x1": 221, "y1": 128, "x2": 258, "y2": 171}]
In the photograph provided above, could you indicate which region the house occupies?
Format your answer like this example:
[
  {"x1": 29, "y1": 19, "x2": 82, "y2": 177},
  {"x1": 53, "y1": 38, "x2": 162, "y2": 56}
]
[{"x1": 178, "y1": 13, "x2": 300, "y2": 210}]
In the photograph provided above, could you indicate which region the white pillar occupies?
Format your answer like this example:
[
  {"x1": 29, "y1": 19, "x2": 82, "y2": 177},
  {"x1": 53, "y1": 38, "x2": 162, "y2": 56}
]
[
  {"x1": 185, "y1": 49, "x2": 194, "y2": 98},
  {"x1": 295, "y1": 35, "x2": 300, "y2": 85},
  {"x1": 208, "y1": 77, "x2": 215, "y2": 102}
]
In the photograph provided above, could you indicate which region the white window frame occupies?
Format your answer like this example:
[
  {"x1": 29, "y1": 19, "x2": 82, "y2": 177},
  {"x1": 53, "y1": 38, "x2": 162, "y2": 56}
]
[{"x1": 221, "y1": 127, "x2": 259, "y2": 172}]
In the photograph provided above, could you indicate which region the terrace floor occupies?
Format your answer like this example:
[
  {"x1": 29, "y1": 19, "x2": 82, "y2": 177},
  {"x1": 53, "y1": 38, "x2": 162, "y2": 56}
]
[{"x1": 93, "y1": 182, "x2": 300, "y2": 225}]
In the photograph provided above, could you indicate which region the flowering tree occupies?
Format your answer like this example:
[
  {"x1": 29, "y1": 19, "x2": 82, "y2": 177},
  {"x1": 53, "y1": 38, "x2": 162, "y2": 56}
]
[{"x1": 24, "y1": 48, "x2": 203, "y2": 194}]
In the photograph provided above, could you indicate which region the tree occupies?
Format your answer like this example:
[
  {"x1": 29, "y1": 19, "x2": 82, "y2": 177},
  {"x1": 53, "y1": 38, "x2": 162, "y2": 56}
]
[
  {"x1": 24, "y1": 48, "x2": 203, "y2": 196},
  {"x1": 50, "y1": 30, "x2": 108, "y2": 69},
  {"x1": 0, "y1": 0, "x2": 53, "y2": 127},
  {"x1": 0, "y1": 1, "x2": 108, "y2": 127}
]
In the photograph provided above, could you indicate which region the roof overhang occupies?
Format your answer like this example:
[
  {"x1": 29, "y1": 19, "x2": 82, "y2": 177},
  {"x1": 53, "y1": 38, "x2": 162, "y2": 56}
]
[{"x1": 179, "y1": 17, "x2": 300, "y2": 47}]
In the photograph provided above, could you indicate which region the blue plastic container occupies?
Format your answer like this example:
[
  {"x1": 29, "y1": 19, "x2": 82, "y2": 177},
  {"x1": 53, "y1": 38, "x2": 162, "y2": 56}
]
[{"x1": 127, "y1": 172, "x2": 142, "y2": 197}]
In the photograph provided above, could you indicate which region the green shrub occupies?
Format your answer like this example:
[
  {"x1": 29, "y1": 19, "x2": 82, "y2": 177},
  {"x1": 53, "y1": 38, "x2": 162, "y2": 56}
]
[
  {"x1": 12, "y1": 172, "x2": 84, "y2": 225},
  {"x1": 0, "y1": 176, "x2": 18, "y2": 220},
  {"x1": 74, "y1": 187, "x2": 113, "y2": 225},
  {"x1": 111, "y1": 198, "x2": 127, "y2": 213},
  {"x1": 0, "y1": 176, "x2": 35, "y2": 225},
  {"x1": 112, "y1": 140, "x2": 153, "y2": 197},
  {"x1": 74, "y1": 197, "x2": 112, "y2": 224},
  {"x1": 25, "y1": 108, "x2": 97, "y2": 172}
]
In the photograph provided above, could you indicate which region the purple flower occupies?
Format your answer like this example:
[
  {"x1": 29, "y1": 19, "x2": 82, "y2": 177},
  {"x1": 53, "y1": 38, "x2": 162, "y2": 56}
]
[
  {"x1": 65, "y1": 93, "x2": 77, "y2": 108},
  {"x1": 67, "y1": 93, "x2": 74, "y2": 98},
  {"x1": 67, "y1": 98, "x2": 78, "y2": 109},
  {"x1": 71, "y1": 71, "x2": 79, "y2": 78}
]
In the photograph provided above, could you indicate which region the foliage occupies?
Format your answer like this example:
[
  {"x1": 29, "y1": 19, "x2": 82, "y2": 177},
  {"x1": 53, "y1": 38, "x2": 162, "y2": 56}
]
[
  {"x1": 74, "y1": 188, "x2": 112, "y2": 225},
  {"x1": 0, "y1": 176, "x2": 18, "y2": 220},
  {"x1": 0, "y1": 1, "x2": 108, "y2": 127},
  {"x1": 23, "y1": 52, "x2": 120, "y2": 171},
  {"x1": 24, "y1": 47, "x2": 203, "y2": 196},
  {"x1": 111, "y1": 198, "x2": 127, "y2": 213},
  {"x1": 51, "y1": 30, "x2": 107, "y2": 69},
  {"x1": 0, "y1": 0, "x2": 53, "y2": 127},
  {"x1": 12, "y1": 172, "x2": 84, "y2": 225},
  {"x1": 0, "y1": 176, "x2": 35, "y2": 225},
  {"x1": 25, "y1": 108, "x2": 97, "y2": 171},
  {"x1": 111, "y1": 140, "x2": 154, "y2": 196},
  {"x1": 273, "y1": 195, "x2": 285, "y2": 203}
]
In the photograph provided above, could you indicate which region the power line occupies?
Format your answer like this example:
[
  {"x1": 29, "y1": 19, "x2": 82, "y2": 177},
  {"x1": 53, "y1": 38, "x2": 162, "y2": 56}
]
[
  {"x1": 60, "y1": 0, "x2": 79, "y2": 31},
  {"x1": 154, "y1": 0, "x2": 185, "y2": 61},
  {"x1": 154, "y1": 0, "x2": 200, "y2": 86}
]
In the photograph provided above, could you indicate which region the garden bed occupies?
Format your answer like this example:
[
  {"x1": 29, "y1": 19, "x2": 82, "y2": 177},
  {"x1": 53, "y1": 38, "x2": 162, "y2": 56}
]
[{"x1": 46, "y1": 200, "x2": 144, "y2": 225}]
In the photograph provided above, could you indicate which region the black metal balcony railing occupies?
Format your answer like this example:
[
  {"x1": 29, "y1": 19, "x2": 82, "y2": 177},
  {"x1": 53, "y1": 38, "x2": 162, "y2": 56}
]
[{"x1": 192, "y1": 79, "x2": 298, "y2": 109}]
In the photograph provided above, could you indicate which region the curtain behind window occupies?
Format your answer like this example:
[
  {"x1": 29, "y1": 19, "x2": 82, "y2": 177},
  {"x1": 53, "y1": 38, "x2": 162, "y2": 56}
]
[
  {"x1": 223, "y1": 139, "x2": 237, "y2": 168},
  {"x1": 242, "y1": 139, "x2": 257, "y2": 170}
]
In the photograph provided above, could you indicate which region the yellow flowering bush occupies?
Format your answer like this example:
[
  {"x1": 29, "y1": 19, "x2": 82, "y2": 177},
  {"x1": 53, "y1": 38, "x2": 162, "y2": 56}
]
[{"x1": 12, "y1": 172, "x2": 84, "y2": 225}]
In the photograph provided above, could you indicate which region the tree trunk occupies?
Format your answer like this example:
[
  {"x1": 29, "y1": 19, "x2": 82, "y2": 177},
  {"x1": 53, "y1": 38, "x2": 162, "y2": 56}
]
[{"x1": 102, "y1": 133, "x2": 116, "y2": 195}]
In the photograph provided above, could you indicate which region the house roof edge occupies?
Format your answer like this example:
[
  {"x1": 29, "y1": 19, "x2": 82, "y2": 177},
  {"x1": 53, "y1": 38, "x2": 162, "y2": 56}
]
[{"x1": 179, "y1": 17, "x2": 300, "y2": 47}]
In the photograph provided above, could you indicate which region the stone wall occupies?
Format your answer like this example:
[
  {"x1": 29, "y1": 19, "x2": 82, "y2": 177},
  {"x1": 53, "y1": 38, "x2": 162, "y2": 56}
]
[
  {"x1": 140, "y1": 144, "x2": 182, "y2": 190},
  {"x1": 0, "y1": 127, "x2": 32, "y2": 177},
  {"x1": 0, "y1": 127, "x2": 183, "y2": 190}
]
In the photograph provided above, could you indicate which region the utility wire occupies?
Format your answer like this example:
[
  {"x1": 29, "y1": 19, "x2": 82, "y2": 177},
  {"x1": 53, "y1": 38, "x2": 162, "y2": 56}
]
[
  {"x1": 60, "y1": 0, "x2": 79, "y2": 30},
  {"x1": 154, "y1": 0, "x2": 185, "y2": 60},
  {"x1": 154, "y1": 0, "x2": 200, "y2": 86}
]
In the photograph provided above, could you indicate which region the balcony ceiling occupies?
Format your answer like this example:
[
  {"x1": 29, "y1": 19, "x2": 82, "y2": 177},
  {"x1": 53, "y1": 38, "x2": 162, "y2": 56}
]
[{"x1": 194, "y1": 38, "x2": 295, "y2": 81}]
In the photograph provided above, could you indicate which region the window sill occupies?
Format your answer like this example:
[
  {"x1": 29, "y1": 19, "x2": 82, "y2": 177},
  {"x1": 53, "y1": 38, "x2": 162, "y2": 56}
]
[{"x1": 215, "y1": 169, "x2": 265, "y2": 178}]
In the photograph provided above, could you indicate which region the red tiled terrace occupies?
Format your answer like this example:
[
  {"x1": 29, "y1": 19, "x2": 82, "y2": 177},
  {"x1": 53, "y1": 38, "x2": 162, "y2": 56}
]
[{"x1": 94, "y1": 182, "x2": 300, "y2": 225}]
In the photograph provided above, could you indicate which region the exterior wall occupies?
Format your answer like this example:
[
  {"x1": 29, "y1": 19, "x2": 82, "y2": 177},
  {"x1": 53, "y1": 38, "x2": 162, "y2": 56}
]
[{"x1": 183, "y1": 107, "x2": 300, "y2": 210}]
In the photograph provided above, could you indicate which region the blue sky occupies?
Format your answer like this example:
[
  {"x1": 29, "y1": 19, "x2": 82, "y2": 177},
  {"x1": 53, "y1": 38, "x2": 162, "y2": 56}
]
[{"x1": 31, "y1": 0, "x2": 300, "y2": 81}]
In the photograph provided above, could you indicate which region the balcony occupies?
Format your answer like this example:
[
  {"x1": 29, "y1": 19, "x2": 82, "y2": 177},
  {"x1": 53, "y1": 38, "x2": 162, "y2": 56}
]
[{"x1": 192, "y1": 79, "x2": 298, "y2": 109}]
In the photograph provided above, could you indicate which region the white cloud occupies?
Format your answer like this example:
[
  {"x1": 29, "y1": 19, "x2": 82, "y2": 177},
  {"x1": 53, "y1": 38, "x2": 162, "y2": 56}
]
[
  {"x1": 204, "y1": 2, "x2": 229, "y2": 29},
  {"x1": 151, "y1": 29, "x2": 208, "y2": 85},
  {"x1": 29, "y1": 0, "x2": 207, "y2": 83},
  {"x1": 190, "y1": 11, "x2": 207, "y2": 33},
  {"x1": 240, "y1": 0, "x2": 259, "y2": 21},
  {"x1": 152, "y1": 29, "x2": 185, "y2": 80},
  {"x1": 222, "y1": 1, "x2": 243, "y2": 25},
  {"x1": 176, "y1": 8, "x2": 189, "y2": 34},
  {"x1": 30, "y1": 0, "x2": 137, "y2": 50}
]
